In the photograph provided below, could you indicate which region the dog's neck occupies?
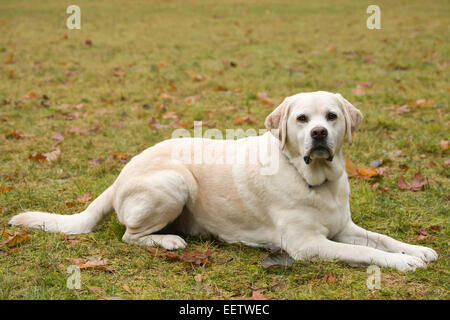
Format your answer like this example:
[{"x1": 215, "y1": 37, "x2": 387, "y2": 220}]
[{"x1": 282, "y1": 146, "x2": 345, "y2": 187}]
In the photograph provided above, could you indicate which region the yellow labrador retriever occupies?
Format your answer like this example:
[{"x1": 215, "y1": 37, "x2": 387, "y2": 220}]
[{"x1": 9, "y1": 91, "x2": 437, "y2": 271}]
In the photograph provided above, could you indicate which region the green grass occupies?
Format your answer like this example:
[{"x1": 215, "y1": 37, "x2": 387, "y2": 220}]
[{"x1": 0, "y1": 0, "x2": 449, "y2": 299}]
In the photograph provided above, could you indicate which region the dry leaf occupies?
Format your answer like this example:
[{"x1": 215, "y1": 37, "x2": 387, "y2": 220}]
[
  {"x1": 415, "y1": 99, "x2": 434, "y2": 108},
  {"x1": 194, "y1": 274, "x2": 203, "y2": 283},
  {"x1": 87, "y1": 286, "x2": 102, "y2": 293},
  {"x1": 43, "y1": 147, "x2": 61, "y2": 162},
  {"x1": 2, "y1": 232, "x2": 31, "y2": 248},
  {"x1": 6, "y1": 130, "x2": 35, "y2": 139},
  {"x1": 76, "y1": 192, "x2": 92, "y2": 204},
  {"x1": 122, "y1": 284, "x2": 132, "y2": 294},
  {"x1": 440, "y1": 140, "x2": 449, "y2": 150},
  {"x1": 397, "y1": 176, "x2": 410, "y2": 190},
  {"x1": 346, "y1": 159, "x2": 380, "y2": 179},
  {"x1": 410, "y1": 172, "x2": 427, "y2": 191},
  {"x1": 89, "y1": 157, "x2": 105, "y2": 165},
  {"x1": 234, "y1": 115, "x2": 258, "y2": 125},
  {"x1": 0, "y1": 186, "x2": 14, "y2": 192}
]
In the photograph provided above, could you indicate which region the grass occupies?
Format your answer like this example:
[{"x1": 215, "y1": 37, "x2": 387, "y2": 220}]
[{"x1": 0, "y1": 0, "x2": 449, "y2": 299}]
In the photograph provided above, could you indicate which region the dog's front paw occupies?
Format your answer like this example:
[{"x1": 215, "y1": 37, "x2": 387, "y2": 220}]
[
  {"x1": 384, "y1": 253, "x2": 427, "y2": 272},
  {"x1": 400, "y1": 244, "x2": 438, "y2": 262}
]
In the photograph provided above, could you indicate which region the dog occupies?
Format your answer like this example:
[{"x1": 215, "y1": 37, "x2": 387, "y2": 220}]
[{"x1": 9, "y1": 91, "x2": 437, "y2": 271}]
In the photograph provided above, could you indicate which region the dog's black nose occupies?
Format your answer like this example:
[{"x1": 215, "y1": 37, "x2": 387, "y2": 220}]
[{"x1": 310, "y1": 126, "x2": 328, "y2": 140}]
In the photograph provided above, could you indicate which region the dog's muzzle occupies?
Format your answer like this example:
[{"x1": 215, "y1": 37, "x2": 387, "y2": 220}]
[{"x1": 304, "y1": 144, "x2": 333, "y2": 164}]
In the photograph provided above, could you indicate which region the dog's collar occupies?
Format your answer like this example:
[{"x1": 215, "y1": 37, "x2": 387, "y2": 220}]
[
  {"x1": 282, "y1": 152, "x2": 329, "y2": 189},
  {"x1": 307, "y1": 178, "x2": 328, "y2": 189}
]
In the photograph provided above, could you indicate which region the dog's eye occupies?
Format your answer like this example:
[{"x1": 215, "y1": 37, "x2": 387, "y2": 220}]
[
  {"x1": 326, "y1": 112, "x2": 337, "y2": 121},
  {"x1": 297, "y1": 114, "x2": 308, "y2": 123}
]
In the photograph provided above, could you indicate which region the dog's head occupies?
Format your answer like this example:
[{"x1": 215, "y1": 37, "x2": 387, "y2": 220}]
[{"x1": 265, "y1": 91, "x2": 363, "y2": 164}]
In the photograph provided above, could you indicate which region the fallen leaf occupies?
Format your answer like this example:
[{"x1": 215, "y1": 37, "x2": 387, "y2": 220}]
[
  {"x1": 234, "y1": 115, "x2": 258, "y2": 125},
  {"x1": 384, "y1": 105, "x2": 411, "y2": 114},
  {"x1": 2, "y1": 232, "x2": 31, "y2": 248},
  {"x1": 23, "y1": 91, "x2": 38, "y2": 100},
  {"x1": 122, "y1": 284, "x2": 132, "y2": 294},
  {"x1": 148, "y1": 117, "x2": 167, "y2": 130},
  {"x1": 85, "y1": 39, "x2": 93, "y2": 46},
  {"x1": 410, "y1": 172, "x2": 427, "y2": 191},
  {"x1": 185, "y1": 95, "x2": 200, "y2": 103},
  {"x1": 230, "y1": 290, "x2": 269, "y2": 300},
  {"x1": 87, "y1": 286, "x2": 102, "y2": 293},
  {"x1": 415, "y1": 99, "x2": 434, "y2": 108},
  {"x1": 6, "y1": 130, "x2": 35, "y2": 139},
  {"x1": 192, "y1": 74, "x2": 204, "y2": 81},
  {"x1": 194, "y1": 274, "x2": 203, "y2": 283},
  {"x1": 108, "y1": 152, "x2": 127, "y2": 163},
  {"x1": 76, "y1": 192, "x2": 92, "y2": 204},
  {"x1": 0, "y1": 186, "x2": 14, "y2": 192},
  {"x1": 440, "y1": 140, "x2": 449, "y2": 150},
  {"x1": 43, "y1": 147, "x2": 61, "y2": 162},
  {"x1": 89, "y1": 157, "x2": 105, "y2": 165},
  {"x1": 397, "y1": 176, "x2": 410, "y2": 190},
  {"x1": 27, "y1": 153, "x2": 48, "y2": 162},
  {"x1": 346, "y1": 159, "x2": 380, "y2": 179},
  {"x1": 318, "y1": 273, "x2": 337, "y2": 285},
  {"x1": 399, "y1": 164, "x2": 409, "y2": 171}
]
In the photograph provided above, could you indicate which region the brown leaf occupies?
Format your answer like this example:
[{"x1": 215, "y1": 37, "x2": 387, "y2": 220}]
[
  {"x1": 397, "y1": 176, "x2": 410, "y2": 190},
  {"x1": 122, "y1": 284, "x2": 132, "y2": 294},
  {"x1": 184, "y1": 95, "x2": 201, "y2": 103},
  {"x1": 318, "y1": 273, "x2": 337, "y2": 285},
  {"x1": 440, "y1": 140, "x2": 449, "y2": 150},
  {"x1": 352, "y1": 87, "x2": 365, "y2": 96},
  {"x1": 76, "y1": 192, "x2": 92, "y2": 204},
  {"x1": 28, "y1": 153, "x2": 47, "y2": 162},
  {"x1": 51, "y1": 132, "x2": 65, "y2": 142},
  {"x1": 6, "y1": 130, "x2": 35, "y2": 139},
  {"x1": 356, "y1": 167, "x2": 380, "y2": 178},
  {"x1": 399, "y1": 164, "x2": 409, "y2": 171},
  {"x1": 2, "y1": 232, "x2": 31, "y2": 248},
  {"x1": 0, "y1": 186, "x2": 14, "y2": 192},
  {"x1": 192, "y1": 74, "x2": 204, "y2": 82},
  {"x1": 89, "y1": 157, "x2": 105, "y2": 165},
  {"x1": 345, "y1": 159, "x2": 359, "y2": 177},
  {"x1": 230, "y1": 290, "x2": 269, "y2": 300},
  {"x1": 415, "y1": 99, "x2": 434, "y2": 108},
  {"x1": 357, "y1": 81, "x2": 373, "y2": 89},
  {"x1": 346, "y1": 160, "x2": 380, "y2": 179},
  {"x1": 87, "y1": 286, "x2": 102, "y2": 293},
  {"x1": 384, "y1": 105, "x2": 411, "y2": 114},
  {"x1": 23, "y1": 91, "x2": 38, "y2": 100},
  {"x1": 43, "y1": 147, "x2": 61, "y2": 162},
  {"x1": 194, "y1": 274, "x2": 203, "y2": 283},
  {"x1": 410, "y1": 172, "x2": 427, "y2": 191},
  {"x1": 233, "y1": 115, "x2": 258, "y2": 125},
  {"x1": 180, "y1": 250, "x2": 212, "y2": 266},
  {"x1": 148, "y1": 117, "x2": 168, "y2": 130},
  {"x1": 85, "y1": 39, "x2": 93, "y2": 46},
  {"x1": 108, "y1": 152, "x2": 127, "y2": 163},
  {"x1": 415, "y1": 234, "x2": 429, "y2": 241}
]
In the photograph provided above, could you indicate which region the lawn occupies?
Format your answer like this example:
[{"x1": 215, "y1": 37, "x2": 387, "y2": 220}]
[{"x1": 0, "y1": 0, "x2": 448, "y2": 299}]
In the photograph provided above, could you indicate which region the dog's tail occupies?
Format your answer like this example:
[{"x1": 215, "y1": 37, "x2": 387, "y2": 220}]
[{"x1": 8, "y1": 185, "x2": 115, "y2": 234}]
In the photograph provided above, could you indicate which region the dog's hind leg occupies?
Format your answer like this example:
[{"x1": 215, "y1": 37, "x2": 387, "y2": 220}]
[{"x1": 118, "y1": 170, "x2": 189, "y2": 250}]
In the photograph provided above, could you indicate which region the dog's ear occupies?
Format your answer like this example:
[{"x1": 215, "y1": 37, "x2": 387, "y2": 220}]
[
  {"x1": 335, "y1": 93, "x2": 363, "y2": 145},
  {"x1": 265, "y1": 98, "x2": 292, "y2": 149}
]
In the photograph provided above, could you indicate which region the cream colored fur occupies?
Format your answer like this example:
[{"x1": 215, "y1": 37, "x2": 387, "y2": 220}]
[{"x1": 9, "y1": 91, "x2": 437, "y2": 271}]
